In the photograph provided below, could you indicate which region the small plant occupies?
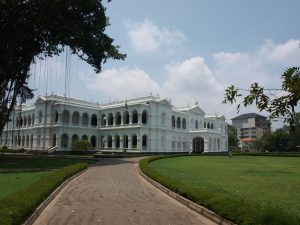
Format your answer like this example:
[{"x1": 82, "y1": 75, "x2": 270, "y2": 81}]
[{"x1": 72, "y1": 140, "x2": 93, "y2": 151}]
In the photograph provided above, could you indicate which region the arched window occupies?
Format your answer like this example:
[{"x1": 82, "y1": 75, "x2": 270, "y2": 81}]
[
  {"x1": 115, "y1": 135, "x2": 120, "y2": 148},
  {"x1": 107, "y1": 135, "x2": 112, "y2": 148},
  {"x1": 82, "y1": 135, "x2": 88, "y2": 141},
  {"x1": 26, "y1": 135, "x2": 29, "y2": 146},
  {"x1": 72, "y1": 111, "x2": 80, "y2": 126},
  {"x1": 54, "y1": 111, "x2": 59, "y2": 123},
  {"x1": 61, "y1": 133, "x2": 68, "y2": 148},
  {"x1": 207, "y1": 122, "x2": 210, "y2": 129},
  {"x1": 71, "y1": 134, "x2": 79, "y2": 147},
  {"x1": 132, "y1": 134, "x2": 137, "y2": 148},
  {"x1": 204, "y1": 121, "x2": 206, "y2": 128},
  {"x1": 19, "y1": 117, "x2": 23, "y2": 126},
  {"x1": 195, "y1": 120, "x2": 199, "y2": 129},
  {"x1": 142, "y1": 110, "x2": 147, "y2": 124},
  {"x1": 161, "y1": 112, "x2": 166, "y2": 127},
  {"x1": 22, "y1": 135, "x2": 25, "y2": 146},
  {"x1": 91, "y1": 135, "x2": 97, "y2": 148},
  {"x1": 211, "y1": 123, "x2": 214, "y2": 129},
  {"x1": 142, "y1": 135, "x2": 147, "y2": 148},
  {"x1": 100, "y1": 135, "x2": 105, "y2": 148},
  {"x1": 116, "y1": 112, "x2": 121, "y2": 125},
  {"x1": 62, "y1": 110, "x2": 70, "y2": 125},
  {"x1": 108, "y1": 113, "x2": 114, "y2": 125},
  {"x1": 38, "y1": 111, "x2": 43, "y2": 124},
  {"x1": 182, "y1": 118, "x2": 186, "y2": 129},
  {"x1": 27, "y1": 115, "x2": 31, "y2": 126},
  {"x1": 24, "y1": 116, "x2": 27, "y2": 126},
  {"x1": 91, "y1": 114, "x2": 97, "y2": 126},
  {"x1": 123, "y1": 111, "x2": 129, "y2": 124},
  {"x1": 123, "y1": 135, "x2": 128, "y2": 149},
  {"x1": 30, "y1": 135, "x2": 33, "y2": 147},
  {"x1": 177, "y1": 117, "x2": 181, "y2": 128},
  {"x1": 172, "y1": 116, "x2": 176, "y2": 128},
  {"x1": 101, "y1": 114, "x2": 106, "y2": 126},
  {"x1": 132, "y1": 110, "x2": 138, "y2": 124},
  {"x1": 82, "y1": 113, "x2": 89, "y2": 126}
]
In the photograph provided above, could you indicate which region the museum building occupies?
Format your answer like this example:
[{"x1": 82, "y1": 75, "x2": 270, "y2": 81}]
[{"x1": 0, "y1": 94, "x2": 228, "y2": 153}]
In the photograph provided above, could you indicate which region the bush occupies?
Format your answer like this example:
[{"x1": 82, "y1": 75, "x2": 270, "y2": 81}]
[
  {"x1": 0, "y1": 163, "x2": 87, "y2": 225},
  {"x1": 139, "y1": 156, "x2": 299, "y2": 225},
  {"x1": 72, "y1": 140, "x2": 93, "y2": 151}
]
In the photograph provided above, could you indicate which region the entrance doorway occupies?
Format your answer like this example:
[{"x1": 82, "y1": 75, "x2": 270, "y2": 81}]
[{"x1": 192, "y1": 137, "x2": 204, "y2": 153}]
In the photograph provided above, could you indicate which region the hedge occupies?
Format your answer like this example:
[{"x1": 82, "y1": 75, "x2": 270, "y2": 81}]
[
  {"x1": 139, "y1": 156, "x2": 299, "y2": 225},
  {"x1": 0, "y1": 163, "x2": 87, "y2": 225}
]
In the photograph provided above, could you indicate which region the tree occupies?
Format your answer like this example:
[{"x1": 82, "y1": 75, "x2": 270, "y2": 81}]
[
  {"x1": 227, "y1": 125, "x2": 237, "y2": 150},
  {"x1": 223, "y1": 67, "x2": 300, "y2": 133},
  {"x1": 0, "y1": 0, "x2": 126, "y2": 134}
]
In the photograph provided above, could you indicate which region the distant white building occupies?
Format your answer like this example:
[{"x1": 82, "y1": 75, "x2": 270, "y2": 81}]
[{"x1": 0, "y1": 95, "x2": 228, "y2": 153}]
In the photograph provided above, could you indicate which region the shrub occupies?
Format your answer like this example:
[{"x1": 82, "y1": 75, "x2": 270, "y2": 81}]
[
  {"x1": 72, "y1": 140, "x2": 93, "y2": 151},
  {"x1": 0, "y1": 163, "x2": 87, "y2": 225}
]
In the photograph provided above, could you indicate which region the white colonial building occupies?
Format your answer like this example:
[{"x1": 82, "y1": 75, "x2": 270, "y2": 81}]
[{"x1": 0, "y1": 95, "x2": 228, "y2": 153}]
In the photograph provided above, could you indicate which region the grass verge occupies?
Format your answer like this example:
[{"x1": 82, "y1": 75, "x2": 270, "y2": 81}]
[
  {"x1": 0, "y1": 163, "x2": 87, "y2": 225},
  {"x1": 139, "y1": 155, "x2": 300, "y2": 225}
]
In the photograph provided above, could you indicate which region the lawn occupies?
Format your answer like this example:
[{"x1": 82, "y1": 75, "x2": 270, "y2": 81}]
[{"x1": 146, "y1": 155, "x2": 300, "y2": 225}]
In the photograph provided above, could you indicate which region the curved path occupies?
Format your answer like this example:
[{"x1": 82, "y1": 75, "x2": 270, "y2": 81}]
[{"x1": 33, "y1": 158, "x2": 216, "y2": 225}]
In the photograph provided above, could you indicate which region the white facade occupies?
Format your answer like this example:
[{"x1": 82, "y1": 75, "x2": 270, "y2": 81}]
[{"x1": 0, "y1": 95, "x2": 228, "y2": 153}]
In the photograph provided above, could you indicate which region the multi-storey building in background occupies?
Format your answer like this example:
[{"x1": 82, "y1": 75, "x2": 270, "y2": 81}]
[
  {"x1": 231, "y1": 113, "x2": 271, "y2": 148},
  {"x1": 0, "y1": 95, "x2": 228, "y2": 153}
]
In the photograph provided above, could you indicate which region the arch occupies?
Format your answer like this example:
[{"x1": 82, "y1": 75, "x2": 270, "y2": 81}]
[
  {"x1": 100, "y1": 135, "x2": 105, "y2": 148},
  {"x1": 192, "y1": 137, "x2": 204, "y2": 153},
  {"x1": 82, "y1": 113, "x2": 89, "y2": 126},
  {"x1": 132, "y1": 134, "x2": 137, "y2": 148},
  {"x1": 115, "y1": 135, "x2": 120, "y2": 148},
  {"x1": 91, "y1": 135, "x2": 97, "y2": 148},
  {"x1": 142, "y1": 135, "x2": 147, "y2": 149},
  {"x1": 19, "y1": 117, "x2": 23, "y2": 126},
  {"x1": 204, "y1": 121, "x2": 206, "y2": 128},
  {"x1": 116, "y1": 112, "x2": 121, "y2": 125},
  {"x1": 123, "y1": 135, "x2": 128, "y2": 149},
  {"x1": 38, "y1": 111, "x2": 43, "y2": 124},
  {"x1": 132, "y1": 110, "x2": 138, "y2": 124},
  {"x1": 27, "y1": 115, "x2": 31, "y2": 126},
  {"x1": 182, "y1": 118, "x2": 186, "y2": 129},
  {"x1": 107, "y1": 135, "x2": 112, "y2": 148},
  {"x1": 123, "y1": 111, "x2": 129, "y2": 124},
  {"x1": 61, "y1": 133, "x2": 68, "y2": 148},
  {"x1": 91, "y1": 114, "x2": 97, "y2": 126},
  {"x1": 22, "y1": 135, "x2": 25, "y2": 146},
  {"x1": 26, "y1": 135, "x2": 29, "y2": 146},
  {"x1": 172, "y1": 116, "x2": 176, "y2": 128},
  {"x1": 142, "y1": 110, "x2": 147, "y2": 124},
  {"x1": 62, "y1": 110, "x2": 70, "y2": 125},
  {"x1": 161, "y1": 112, "x2": 166, "y2": 127},
  {"x1": 108, "y1": 113, "x2": 114, "y2": 125},
  {"x1": 195, "y1": 120, "x2": 199, "y2": 129},
  {"x1": 71, "y1": 134, "x2": 79, "y2": 147},
  {"x1": 24, "y1": 116, "x2": 27, "y2": 126},
  {"x1": 52, "y1": 134, "x2": 56, "y2": 147},
  {"x1": 82, "y1": 135, "x2": 88, "y2": 141},
  {"x1": 207, "y1": 122, "x2": 210, "y2": 129},
  {"x1": 54, "y1": 111, "x2": 59, "y2": 123},
  {"x1": 30, "y1": 135, "x2": 33, "y2": 147},
  {"x1": 177, "y1": 117, "x2": 181, "y2": 128},
  {"x1": 101, "y1": 114, "x2": 106, "y2": 126},
  {"x1": 72, "y1": 111, "x2": 80, "y2": 126}
]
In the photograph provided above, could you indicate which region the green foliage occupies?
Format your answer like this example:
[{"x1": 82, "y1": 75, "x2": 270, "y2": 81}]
[
  {"x1": 139, "y1": 155, "x2": 300, "y2": 225},
  {"x1": 0, "y1": 0, "x2": 126, "y2": 134},
  {"x1": 224, "y1": 67, "x2": 300, "y2": 133},
  {"x1": 227, "y1": 125, "x2": 237, "y2": 150},
  {"x1": 72, "y1": 140, "x2": 93, "y2": 151},
  {"x1": 0, "y1": 163, "x2": 87, "y2": 225}
]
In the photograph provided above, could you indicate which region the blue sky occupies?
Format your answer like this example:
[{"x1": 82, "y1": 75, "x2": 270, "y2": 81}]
[{"x1": 29, "y1": 0, "x2": 300, "y2": 127}]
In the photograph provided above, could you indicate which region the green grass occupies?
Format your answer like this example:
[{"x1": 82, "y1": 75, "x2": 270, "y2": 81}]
[{"x1": 140, "y1": 155, "x2": 300, "y2": 225}]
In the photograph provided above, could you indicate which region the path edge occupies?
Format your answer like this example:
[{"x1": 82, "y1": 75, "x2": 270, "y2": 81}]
[
  {"x1": 138, "y1": 167, "x2": 235, "y2": 225},
  {"x1": 22, "y1": 168, "x2": 88, "y2": 225}
]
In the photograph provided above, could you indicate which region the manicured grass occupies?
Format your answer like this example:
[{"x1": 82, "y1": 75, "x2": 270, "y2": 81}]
[
  {"x1": 0, "y1": 172, "x2": 49, "y2": 199},
  {"x1": 140, "y1": 155, "x2": 300, "y2": 225}
]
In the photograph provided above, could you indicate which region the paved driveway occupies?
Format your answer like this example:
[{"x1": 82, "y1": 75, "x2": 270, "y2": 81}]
[{"x1": 33, "y1": 157, "x2": 216, "y2": 225}]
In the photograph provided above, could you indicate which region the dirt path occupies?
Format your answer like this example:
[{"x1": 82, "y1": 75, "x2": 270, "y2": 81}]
[{"x1": 33, "y1": 158, "x2": 216, "y2": 225}]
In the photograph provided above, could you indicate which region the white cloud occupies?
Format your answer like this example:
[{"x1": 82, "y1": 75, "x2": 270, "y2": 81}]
[
  {"x1": 126, "y1": 18, "x2": 186, "y2": 53},
  {"x1": 79, "y1": 67, "x2": 161, "y2": 100}
]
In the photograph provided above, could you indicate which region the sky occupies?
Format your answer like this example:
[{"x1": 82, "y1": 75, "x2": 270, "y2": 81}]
[{"x1": 28, "y1": 0, "x2": 300, "y2": 128}]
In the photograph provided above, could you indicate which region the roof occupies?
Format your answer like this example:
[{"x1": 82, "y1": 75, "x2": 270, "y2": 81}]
[{"x1": 231, "y1": 113, "x2": 267, "y2": 120}]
